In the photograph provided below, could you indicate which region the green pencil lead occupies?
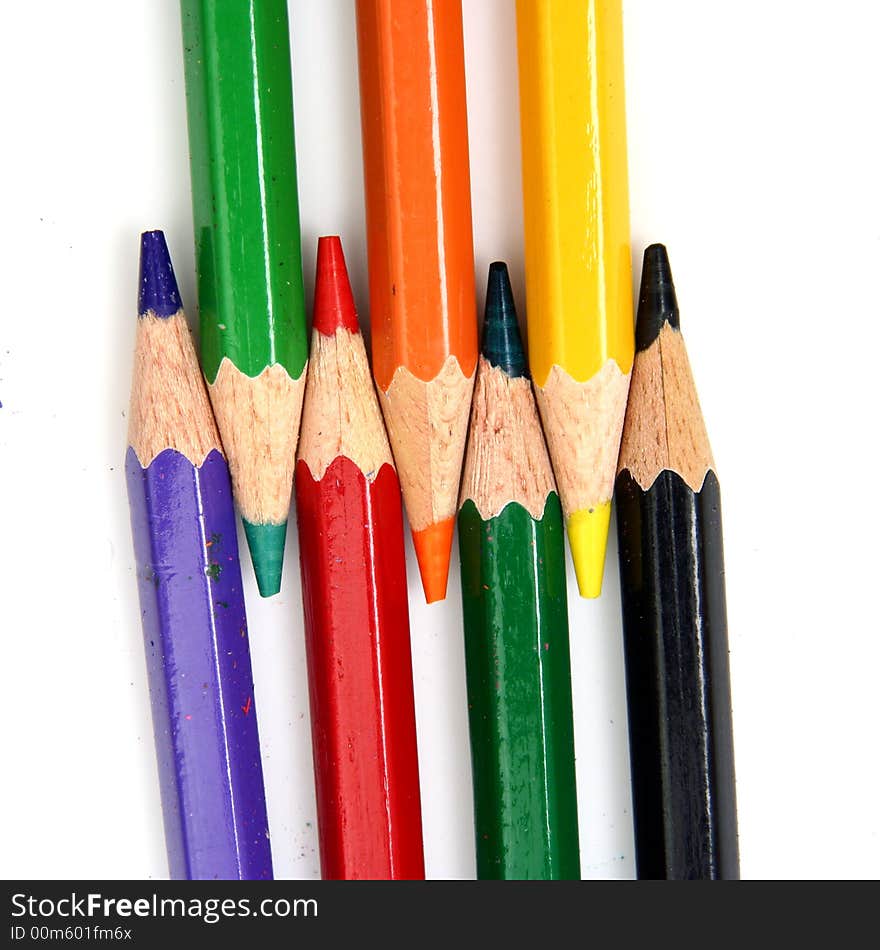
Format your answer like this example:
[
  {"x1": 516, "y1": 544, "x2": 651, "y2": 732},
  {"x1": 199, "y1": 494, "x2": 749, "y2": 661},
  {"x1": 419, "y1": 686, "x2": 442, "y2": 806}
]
[
  {"x1": 482, "y1": 262, "x2": 528, "y2": 379},
  {"x1": 243, "y1": 520, "x2": 287, "y2": 598}
]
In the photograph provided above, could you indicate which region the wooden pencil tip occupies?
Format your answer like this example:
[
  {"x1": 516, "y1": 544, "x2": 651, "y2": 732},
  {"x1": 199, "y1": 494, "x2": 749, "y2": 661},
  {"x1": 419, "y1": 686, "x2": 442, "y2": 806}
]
[
  {"x1": 636, "y1": 244, "x2": 680, "y2": 351},
  {"x1": 139, "y1": 230, "x2": 182, "y2": 319},
  {"x1": 313, "y1": 236, "x2": 359, "y2": 336},
  {"x1": 482, "y1": 262, "x2": 528, "y2": 378},
  {"x1": 412, "y1": 518, "x2": 455, "y2": 603}
]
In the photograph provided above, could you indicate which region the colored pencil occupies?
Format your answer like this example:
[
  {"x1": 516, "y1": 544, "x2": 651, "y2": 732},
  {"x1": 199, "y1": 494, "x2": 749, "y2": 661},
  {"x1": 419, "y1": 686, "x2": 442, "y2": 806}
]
[
  {"x1": 516, "y1": 0, "x2": 635, "y2": 598},
  {"x1": 180, "y1": 0, "x2": 308, "y2": 597},
  {"x1": 295, "y1": 237, "x2": 425, "y2": 880},
  {"x1": 125, "y1": 231, "x2": 272, "y2": 880},
  {"x1": 458, "y1": 263, "x2": 580, "y2": 879},
  {"x1": 616, "y1": 245, "x2": 739, "y2": 879},
  {"x1": 356, "y1": 0, "x2": 478, "y2": 603}
]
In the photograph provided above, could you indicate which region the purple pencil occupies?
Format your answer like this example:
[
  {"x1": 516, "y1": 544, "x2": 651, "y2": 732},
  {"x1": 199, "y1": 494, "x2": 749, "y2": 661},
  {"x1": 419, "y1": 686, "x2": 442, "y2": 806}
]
[{"x1": 125, "y1": 231, "x2": 272, "y2": 880}]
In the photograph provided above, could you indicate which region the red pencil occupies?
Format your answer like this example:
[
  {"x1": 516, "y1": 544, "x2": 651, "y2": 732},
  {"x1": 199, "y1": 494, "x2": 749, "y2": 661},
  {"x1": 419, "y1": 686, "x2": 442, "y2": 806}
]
[{"x1": 295, "y1": 236, "x2": 425, "y2": 879}]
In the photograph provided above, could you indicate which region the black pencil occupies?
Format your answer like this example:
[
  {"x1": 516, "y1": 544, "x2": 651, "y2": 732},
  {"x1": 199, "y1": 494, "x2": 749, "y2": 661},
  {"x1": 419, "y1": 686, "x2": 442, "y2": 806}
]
[{"x1": 615, "y1": 244, "x2": 739, "y2": 880}]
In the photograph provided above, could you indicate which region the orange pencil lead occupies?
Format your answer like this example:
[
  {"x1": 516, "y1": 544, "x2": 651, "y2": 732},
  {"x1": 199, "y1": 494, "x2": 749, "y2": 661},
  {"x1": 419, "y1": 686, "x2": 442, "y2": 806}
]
[{"x1": 412, "y1": 518, "x2": 456, "y2": 604}]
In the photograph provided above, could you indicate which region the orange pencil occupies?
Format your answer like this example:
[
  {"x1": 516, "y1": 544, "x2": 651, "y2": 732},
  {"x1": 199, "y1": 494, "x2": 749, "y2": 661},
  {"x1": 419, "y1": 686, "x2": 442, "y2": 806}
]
[{"x1": 356, "y1": 0, "x2": 478, "y2": 603}]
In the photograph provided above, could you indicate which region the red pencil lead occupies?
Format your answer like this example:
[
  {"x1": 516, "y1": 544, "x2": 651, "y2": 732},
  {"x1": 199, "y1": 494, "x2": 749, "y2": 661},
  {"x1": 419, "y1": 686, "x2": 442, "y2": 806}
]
[{"x1": 313, "y1": 236, "x2": 359, "y2": 336}]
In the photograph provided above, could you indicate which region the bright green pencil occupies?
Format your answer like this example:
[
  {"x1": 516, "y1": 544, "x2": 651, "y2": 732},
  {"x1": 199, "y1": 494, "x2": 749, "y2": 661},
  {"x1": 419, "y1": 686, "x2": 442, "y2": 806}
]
[{"x1": 180, "y1": 0, "x2": 309, "y2": 596}]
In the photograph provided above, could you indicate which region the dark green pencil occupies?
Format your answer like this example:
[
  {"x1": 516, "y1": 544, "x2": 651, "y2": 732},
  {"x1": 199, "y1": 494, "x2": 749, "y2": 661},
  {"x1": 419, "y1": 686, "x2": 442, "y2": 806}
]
[{"x1": 457, "y1": 263, "x2": 580, "y2": 879}]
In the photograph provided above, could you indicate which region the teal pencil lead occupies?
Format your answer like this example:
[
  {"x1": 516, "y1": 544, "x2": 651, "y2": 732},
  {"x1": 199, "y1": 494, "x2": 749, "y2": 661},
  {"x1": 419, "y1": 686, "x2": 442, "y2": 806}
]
[
  {"x1": 243, "y1": 520, "x2": 287, "y2": 597},
  {"x1": 482, "y1": 262, "x2": 527, "y2": 378}
]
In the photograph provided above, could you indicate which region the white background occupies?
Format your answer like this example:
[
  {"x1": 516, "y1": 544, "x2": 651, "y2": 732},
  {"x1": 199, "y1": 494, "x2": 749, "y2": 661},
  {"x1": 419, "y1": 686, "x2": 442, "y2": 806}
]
[{"x1": 1, "y1": 0, "x2": 878, "y2": 880}]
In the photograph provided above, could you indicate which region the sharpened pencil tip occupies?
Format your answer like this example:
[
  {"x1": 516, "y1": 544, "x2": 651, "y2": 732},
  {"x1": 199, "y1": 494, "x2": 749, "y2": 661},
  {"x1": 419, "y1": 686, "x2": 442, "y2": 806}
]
[
  {"x1": 312, "y1": 236, "x2": 359, "y2": 336},
  {"x1": 482, "y1": 262, "x2": 528, "y2": 378},
  {"x1": 412, "y1": 518, "x2": 455, "y2": 603},
  {"x1": 139, "y1": 230, "x2": 182, "y2": 319},
  {"x1": 568, "y1": 503, "x2": 612, "y2": 598},
  {"x1": 636, "y1": 244, "x2": 680, "y2": 350},
  {"x1": 243, "y1": 519, "x2": 287, "y2": 597}
]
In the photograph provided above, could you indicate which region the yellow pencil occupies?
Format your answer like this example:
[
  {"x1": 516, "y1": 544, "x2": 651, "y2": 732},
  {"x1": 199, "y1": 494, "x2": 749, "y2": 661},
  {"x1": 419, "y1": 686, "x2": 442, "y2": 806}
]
[{"x1": 516, "y1": 0, "x2": 634, "y2": 597}]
